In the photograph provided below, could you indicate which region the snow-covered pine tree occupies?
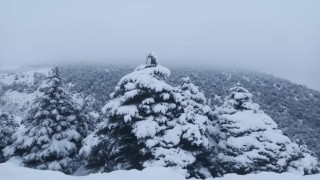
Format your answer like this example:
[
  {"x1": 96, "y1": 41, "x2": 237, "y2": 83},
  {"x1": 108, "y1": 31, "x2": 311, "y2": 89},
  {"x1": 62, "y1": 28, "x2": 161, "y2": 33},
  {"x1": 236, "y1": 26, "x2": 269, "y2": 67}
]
[
  {"x1": 81, "y1": 54, "x2": 178, "y2": 172},
  {"x1": 0, "y1": 83, "x2": 3, "y2": 96},
  {"x1": 214, "y1": 83, "x2": 319, "y2": 175},
  {"x1": 81, "y1": 54, "x2": 212, "y2": 178},
  {"x1": 0, "y1": 83, "x2": 4, "y2": 106},
  {"x1": 4, "y1": 67, "x2": 89, "y2": 174},
  {"x1": 0, "y1": 112, "x2": 19, "y2": 163},
  {"x1": 80, "y1": 94, "x2": 101, "y2": 133},
  {"x1": 173, "y1": 76, "x2": 215, "y2": 178},
  {"x1": 216, "y1": 82, "x2": 260, "y2": 114}
]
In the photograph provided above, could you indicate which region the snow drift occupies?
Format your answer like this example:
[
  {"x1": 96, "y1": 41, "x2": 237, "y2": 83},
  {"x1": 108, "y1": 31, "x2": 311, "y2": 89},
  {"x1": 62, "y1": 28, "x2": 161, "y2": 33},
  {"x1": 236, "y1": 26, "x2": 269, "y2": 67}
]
[{"x1": 0, "y1": 162, "x2": 319, "y2": 180}]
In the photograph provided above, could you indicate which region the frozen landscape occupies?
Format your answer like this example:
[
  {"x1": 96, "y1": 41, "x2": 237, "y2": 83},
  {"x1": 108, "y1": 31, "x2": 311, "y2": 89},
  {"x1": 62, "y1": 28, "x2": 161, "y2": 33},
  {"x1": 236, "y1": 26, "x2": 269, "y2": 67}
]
[
  {"x1": 1, "y1": 162, "x2": 320, "y2": 180},
  {"x1": 1, "y1": 0, "x2": 320, "y2": 179},
  {"x1": 1, "y1": 62, "x2": 319, "y2": 179}
]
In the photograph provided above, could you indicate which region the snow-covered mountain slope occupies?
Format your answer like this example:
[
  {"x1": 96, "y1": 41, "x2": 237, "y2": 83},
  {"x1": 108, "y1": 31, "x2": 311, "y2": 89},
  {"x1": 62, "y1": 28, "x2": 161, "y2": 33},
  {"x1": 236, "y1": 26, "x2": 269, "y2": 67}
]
[
  {"x1": 1, "y1": 65, "x2": 320, "y2": 161},
  {"x1": 59, "y1": 65, "x2": 320, "y2": 160},
  {"x1": 0, "y1": 67, "x2": 51, "y2": 116},
  {"x1": 0, "y1": 66, "x2": 83, "y2": 116},
  {"x1": 0, "y1": 162, "x2": 319, "y2": 180},
  {"x1": 0, "y1": 67, "x2": 51, "y2": 85}
]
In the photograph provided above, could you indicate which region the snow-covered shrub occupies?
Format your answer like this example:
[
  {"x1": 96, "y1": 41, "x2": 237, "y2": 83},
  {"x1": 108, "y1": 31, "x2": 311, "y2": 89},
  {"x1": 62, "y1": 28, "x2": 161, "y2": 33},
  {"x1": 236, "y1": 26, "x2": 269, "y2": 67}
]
[
  {"x1": 3, "y1": 67, "x2": 89, "y2": 174},
  {"x1": 288, "y1": 142, "x2": 320, "y2": 175},
  {"x1": 214, "y1": 83, "x2": 319, "y2": 175},
  {"x1": 81, "y1": 55, "x2": 213, "y2": 178},
  {"x1": 0, "y1": 112, "x2": 19, "y2": 163},
  {"x1": 288, "y1": 153, "x2": 319, "y2": 175}
]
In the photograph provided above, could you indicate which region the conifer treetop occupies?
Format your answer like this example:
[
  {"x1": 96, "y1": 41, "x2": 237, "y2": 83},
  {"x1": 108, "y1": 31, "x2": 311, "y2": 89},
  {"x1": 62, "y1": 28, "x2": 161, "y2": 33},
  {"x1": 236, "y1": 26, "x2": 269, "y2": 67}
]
[
  {"x1": 216, "y1": 83, "x2": 259, "y2": 114},
  {"x1": 146, "y1": 53, "x2": 158, "y2": 67},
  {"x1": 109, "y1": 56, "x2": 171, "y2": 101},
  {"x1": 229, "y1": 82, "x2": 252, "y2": 101},
  {"x1": 180, "y1": 76, "x2": 207, "y2": 105}
]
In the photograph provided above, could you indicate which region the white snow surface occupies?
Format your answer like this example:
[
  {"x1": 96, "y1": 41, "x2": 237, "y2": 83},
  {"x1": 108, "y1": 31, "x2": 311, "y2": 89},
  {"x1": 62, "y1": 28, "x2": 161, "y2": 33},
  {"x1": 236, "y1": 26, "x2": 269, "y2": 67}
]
[
  {"x1": 0, "y1": 67, "x2": 51, "y2": 116},
  {"x1": 0, "y1": 162, "x2": 319, "y2": 180},
  {"x1": 4, "y1": 90, "x2": 42, "y2": 108},
  {"x1": 0, "y1": 67, "x2": 51, "y2": 85},
  {"x1": 117, "y1": 64, "x2": 172, "y2": 94}
]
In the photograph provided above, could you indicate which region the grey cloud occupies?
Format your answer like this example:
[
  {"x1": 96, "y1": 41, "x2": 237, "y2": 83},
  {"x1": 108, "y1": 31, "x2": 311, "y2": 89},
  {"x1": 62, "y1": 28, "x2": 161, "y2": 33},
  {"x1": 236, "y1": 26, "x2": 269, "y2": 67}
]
[{"x1": 0, "y1": 0, "x2": 319, "y2": 90}]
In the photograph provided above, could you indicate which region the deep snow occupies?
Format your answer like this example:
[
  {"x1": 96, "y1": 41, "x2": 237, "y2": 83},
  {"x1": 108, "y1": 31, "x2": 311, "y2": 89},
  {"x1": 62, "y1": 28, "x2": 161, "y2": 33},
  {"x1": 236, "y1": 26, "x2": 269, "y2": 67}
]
[{"x1": 0, "y1": 162, "x2": 319, "y2": 180}]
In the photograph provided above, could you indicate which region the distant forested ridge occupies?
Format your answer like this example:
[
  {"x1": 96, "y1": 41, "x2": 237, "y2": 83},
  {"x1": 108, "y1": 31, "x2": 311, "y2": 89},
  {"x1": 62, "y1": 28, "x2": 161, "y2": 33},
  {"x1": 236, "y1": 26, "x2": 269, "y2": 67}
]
[
  {"x1": 59, "y1": 65, "x2": 320, "y2": 161},
  {"x1": 1, "y1": 64, "x2": 319, "y2": 176}
]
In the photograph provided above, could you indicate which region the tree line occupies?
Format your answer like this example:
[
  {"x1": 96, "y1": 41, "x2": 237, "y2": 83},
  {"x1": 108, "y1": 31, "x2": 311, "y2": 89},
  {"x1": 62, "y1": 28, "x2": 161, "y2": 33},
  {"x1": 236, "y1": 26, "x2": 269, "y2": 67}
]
[{"x1": 0, "y1": 55, "x2": 319, "y2": 178}]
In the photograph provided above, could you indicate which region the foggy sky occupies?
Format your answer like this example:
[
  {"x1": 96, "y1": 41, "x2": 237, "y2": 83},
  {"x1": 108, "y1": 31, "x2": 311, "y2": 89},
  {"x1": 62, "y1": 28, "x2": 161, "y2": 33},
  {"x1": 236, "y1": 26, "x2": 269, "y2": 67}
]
[{"x1": 0, "y1": 0, "x2": 319, "y2": 90}]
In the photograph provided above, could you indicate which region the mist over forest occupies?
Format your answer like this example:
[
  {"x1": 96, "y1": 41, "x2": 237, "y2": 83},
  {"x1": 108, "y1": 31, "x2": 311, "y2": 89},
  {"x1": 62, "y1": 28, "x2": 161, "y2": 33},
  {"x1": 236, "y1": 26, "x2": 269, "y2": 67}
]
[{"x1": 0, "y1": 0, "x2": 320, "y2": 180}]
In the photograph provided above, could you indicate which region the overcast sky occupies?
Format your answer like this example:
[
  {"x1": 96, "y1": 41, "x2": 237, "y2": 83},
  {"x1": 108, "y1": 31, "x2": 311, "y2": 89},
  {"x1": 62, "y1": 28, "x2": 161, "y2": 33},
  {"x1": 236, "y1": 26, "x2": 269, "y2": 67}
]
[{"x1": 0, "y1": 0, "x2": 319, "y2": 90}]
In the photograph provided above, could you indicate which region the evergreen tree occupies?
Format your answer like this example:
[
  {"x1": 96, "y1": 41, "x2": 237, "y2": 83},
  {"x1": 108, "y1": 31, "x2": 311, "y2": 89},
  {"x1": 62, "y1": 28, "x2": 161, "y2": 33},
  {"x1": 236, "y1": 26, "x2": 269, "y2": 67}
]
[
  {"x1": 80, "y1": 94, "x2": 100, "y2": 133},
  {"x1": 0, "y1": 83, "x2": 3, "y2": 96},
  {"x1": 214, "y1": 83, "x2": 319, "y2": 175},
  {"x1": 216, "y1": 82, "x2": 260, "y2": 114},
  {"x1": 81, "y1": 55, "x2": 178, "y2": 172},
  {"x1": 173, "y1": 76, "x2": 215, "y2": 178},
  {"x1": 81, "y1": 55, "x2": 212, "y2": 178},
  {"x1": 4, "y1": 67, "x2": 88, "y2": 174},
  {"x1": 0, "y1": 83, "x2": 5, "y2": 106},
  {"x1": 0, "y1": 112, "x2": 19, "y2": 163}
]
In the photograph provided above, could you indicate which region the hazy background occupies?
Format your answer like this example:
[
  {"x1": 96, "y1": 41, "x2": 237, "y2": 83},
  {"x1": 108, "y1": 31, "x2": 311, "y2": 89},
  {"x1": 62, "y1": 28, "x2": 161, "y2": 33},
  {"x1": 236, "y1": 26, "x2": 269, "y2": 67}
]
[{"x1": 0, "y1": 0, "x2": 319, "y2": 90}]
